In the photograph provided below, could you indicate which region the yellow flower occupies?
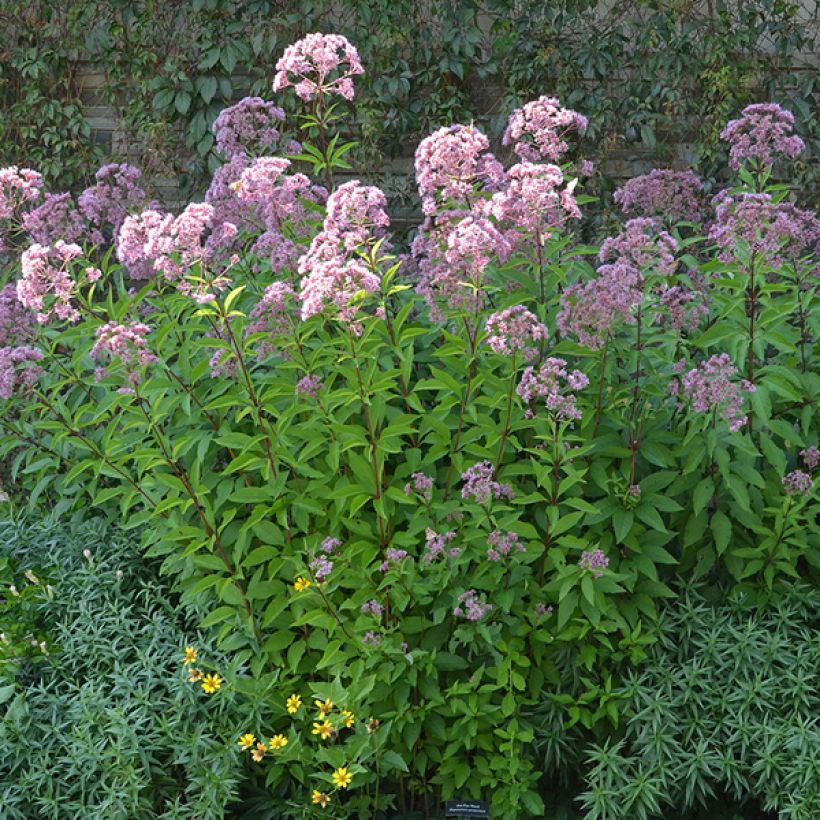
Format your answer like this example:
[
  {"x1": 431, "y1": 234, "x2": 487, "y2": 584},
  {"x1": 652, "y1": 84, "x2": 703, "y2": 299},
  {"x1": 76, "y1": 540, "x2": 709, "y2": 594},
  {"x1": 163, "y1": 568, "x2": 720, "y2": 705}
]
[
  {"x1": 314, "y1": 698, "x2": 333, "y2": 717},
  {"x1": 332, "y1": 767, "x2": 353, "y2": 789},
  {"x1": 183, "y1": 646, "x2": 197, "y2": 665},
  {"x1": 294, "y1": 577, "x2": 312, "y2": 592},
  {"x1": 269, "y1": 734, "x2": 288, "y2": 750},
  {"x1": 251, "y1": 741, "x2": 267, "y2": 762},
  {"x1": 311, "y1": 790, "x2": 330, "y2": 809},
  {"x1": 286, "y1": 693, "x2": 302, "y2": 714},
  {"x1": 311, "y1": 720, "x2": 333, "y2": 741},
  {"x1": 238, "y1": 733, "x2": 256, "y2": 750},
  {"x1": 201, "y1": 673, "x2": 223, "y2": 694},
  {"x1": 341, "y1": 709, "x2": 355, "y2": 729},
  {"x1": 188, "y1": 667, "x2": 203, "y2": 683}
]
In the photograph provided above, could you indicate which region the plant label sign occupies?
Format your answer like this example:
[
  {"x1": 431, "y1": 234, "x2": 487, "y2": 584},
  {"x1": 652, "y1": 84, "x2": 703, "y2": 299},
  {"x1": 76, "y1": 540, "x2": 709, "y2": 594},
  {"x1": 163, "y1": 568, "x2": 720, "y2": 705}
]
[{"x1": 445, "y1": 799, "x2": 490, "y2": 818}]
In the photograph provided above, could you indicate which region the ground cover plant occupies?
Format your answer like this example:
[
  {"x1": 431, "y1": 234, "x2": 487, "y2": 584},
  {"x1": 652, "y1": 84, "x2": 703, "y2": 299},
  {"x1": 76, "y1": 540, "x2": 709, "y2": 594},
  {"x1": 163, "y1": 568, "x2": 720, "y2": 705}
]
[{"x1": 0, "y1": 31, "x2": 818, "y2": 818}]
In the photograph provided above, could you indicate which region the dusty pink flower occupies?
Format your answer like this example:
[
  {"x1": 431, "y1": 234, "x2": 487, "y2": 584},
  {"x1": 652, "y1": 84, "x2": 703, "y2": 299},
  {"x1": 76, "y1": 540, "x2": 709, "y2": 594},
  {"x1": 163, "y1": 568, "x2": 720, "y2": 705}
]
[
  {"x1": 579, "y1": 548, "x2": 609, "y2": 577},
  {"x1": 78, "y1": 163, "x2": 147, "y2": 238},
  {"x1": 486, "y1": 530, "x2": 526, "y2": 562},
  {"x1": 557, "y1": 260, "x2": 642, "y2": 349},
  {"x1": 453, "y1": 589, "x2": 492, "y2": 621},
  {"x1": 613, "y1": 169, "x2": 704, "y2": 222},
  {"x1": 599, "y1": 218, "x2": 678, "y2": 276},
  {"x1": 116, "y1": 209, "x2": 171, "y2": 280},
  {"x1": 404, "y1": 472, "x2": 434, "y2": 501},
  {"x1": 415, "y1": 124, "x2": 504, "y2": 216},
  {"x1": 22, "y1": 192, "x2": 87, "y2": 245},
  {"x1": 655, "y1": 283, "x2": 710, "y2": 333},
  {"x1": 212, "y1": 97, "x2": 288, "y2": 157},
  {"x1": 461, "y1": 461, "x2": 515, "y2": 505},
  {"x1": 295, "y1": 373, "x2": 322, "y2": 397},
  {"x1": 502, "y1": 96, "x2": 587, "y2": 162},
  {"x1": 0, "y1": 345, "x2": 43, "y2": 399},
  {"x1": 91, "y1": 321, "x2": 156, "y2": 390},
  {"x1": 800, "y1": 446, "x2": 820, "y2": 470},
  {"x1": 273, "y1": 33, "x2": 364, "y2": 101},
  {"x1": 422, "y1": 528, "x2": 458, "y2": 563},
  {"x1": 361, "y1": 599, "x2": 383, "y2": 617},
  {"x1": 677, "y1": 353, "x2": 756, "y2": 432},
  {"x1": 0, "y1": 284, "x2": 36, "y2": 347},
  {"x1": 517, "y1": 357, "x2": 588, "y2": 421},
  {"x1": 0, "y1": 166, "x2": 43, "y2": 220},
  {"x1": 721, "y1": 103, "x2": 805, "y2": 170},
  {"x1": 18, "y1": 241, "x2": 83, "y2": 323},
  {"x1": 485, "y1": 305, "x2": 548, "y2": 360},
  {"x1": 782, "y1": 470, "x2": 813, "y2": 497}
]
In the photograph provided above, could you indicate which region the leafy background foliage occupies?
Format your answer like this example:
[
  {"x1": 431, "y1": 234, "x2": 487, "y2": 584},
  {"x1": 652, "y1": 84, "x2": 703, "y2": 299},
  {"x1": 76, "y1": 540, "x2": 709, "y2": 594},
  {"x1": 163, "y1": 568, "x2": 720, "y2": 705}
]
[{"x1": 0, "y1": 0, "x2": 817, "y2": 203}]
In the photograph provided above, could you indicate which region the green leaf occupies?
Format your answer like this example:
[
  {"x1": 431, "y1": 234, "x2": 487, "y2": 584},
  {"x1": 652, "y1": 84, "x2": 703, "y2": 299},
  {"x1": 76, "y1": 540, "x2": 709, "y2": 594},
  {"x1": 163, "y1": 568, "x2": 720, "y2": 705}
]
[{"x1": 710, "y1": 510, "x2": 732, "y2": 555}]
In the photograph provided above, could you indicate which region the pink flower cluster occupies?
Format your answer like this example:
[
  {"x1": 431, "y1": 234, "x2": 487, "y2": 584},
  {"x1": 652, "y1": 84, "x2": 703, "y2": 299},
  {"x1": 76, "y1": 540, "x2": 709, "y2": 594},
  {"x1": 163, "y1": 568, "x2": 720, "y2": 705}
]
[
  {"x1": 91, "y1": 321, "x2": 156, "y2": 391},
  {"x1": 361, "y1": 599, "x2": 383, "y2": 617},
  {"x1": 613, "y1": 169, "x2": 704, "y2": 222},
  {"x1": 246, "y1": 281, "x2": 296, "y2": 357},
  {"x1": 486, "y1": 530, "x2": 526, "y2": 562},
  {"x1": 800, "y1": 446, "x2": 820, "y2": 470},
  {"x1": 18, "y1": 241, "x2": 83, "y2": 323},
  {"x1": 295, "y1": 373, "x2": 322, "y2": 398},
  {"x1": 578, "y1": 548, "x2": 609, "y2": 577},
  {"x1": 486, "y1": 162, "x2": 580, "y2": 236},
  {"x1": 22, "y1": 193, "x2": 86, "y2": 246},
  {"x1": 708, "y1": 191, "x2": 820, "y2": 271},
  {"x1": 517, "y1": 357, "x2": 589, "y2": 420},
  {"x1": 599, "y1": 218, "x2": 678, "y2": 276},
  {"x1": 404, "y1": 472, "x2": 434, "y2": 501},
  {"x1": 0, "y1": 167, "x2": 42, "y2": 221},
  {"x1": 298, "y1": 180, "x2": 389, "y2": 327},
  {"x1": 782, "y1": 470, "x2": 813, "y2": 497},
  {"x1": 502, "y1": 96, "x2": 587, "y2": 162},
  {"x1": 485, "y1": 305, "x2": 547, "y2": 361},
  {"x1": 461, "y1": 461, "x2": 515, "y2": 505},
  {"x1": 379, "y1": 548, "x2": 409, "y2": 572},
  {"x1": 423, "y1": 528, "x2": 459, "y2": 564},
  {"x1": 78, "y1": 163, "x2": 147, "y2": 240},
  {"x1": 273, "y1": 33, "x2": 364, "y2": 102},
  {"x1": 117, "y1": 209, "x2": 171, "y2": 280},
  {"x1": 673, "y1": 353, "x2": 756, "y2": 432},
  {"x1": 212, "y1": 97, "x2": 290, "y2": 158},
  {"x1": 656, "y1": 283, "x2": 710, "y2": 333},
  {"x1": 720, "y1": 103, "x2": 805, "y2": 170},
  {"x1": 0, "y1": 284, "x2": 35, "y2": 347},
  {"x1": 453, "y1": 589, "x2": 493, "y2": 621},
  {"x1": 0, "y1": 344, "x2": 43, "y2": 399},
  {"x1": 414, "y1": 125, "x2": 504, "y2": 216}
]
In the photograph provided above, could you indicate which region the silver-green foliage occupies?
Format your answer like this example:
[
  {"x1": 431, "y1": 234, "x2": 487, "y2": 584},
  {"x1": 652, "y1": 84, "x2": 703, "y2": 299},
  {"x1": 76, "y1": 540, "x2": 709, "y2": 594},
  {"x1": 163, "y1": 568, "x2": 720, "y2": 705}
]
[
  {"x1": 578, "y1": 584, "x2": 820, "y2": 820},
  {"x1": 0, "y1": 514, "x2": 248, "y2": 820}
]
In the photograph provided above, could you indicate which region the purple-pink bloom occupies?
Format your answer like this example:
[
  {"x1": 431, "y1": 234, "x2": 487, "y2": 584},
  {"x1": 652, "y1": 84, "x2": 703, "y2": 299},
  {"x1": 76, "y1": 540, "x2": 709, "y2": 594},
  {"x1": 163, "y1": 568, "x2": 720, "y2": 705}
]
[
  {"x1": 361, "y1": 599, "x2": 383, "y2": 617},
  {"x1": 404, "y1": 472, "x2": 434, "y2": 501},
  {"x1": 310, "y1": 554, "x2": 334, "y2": 580},
  {"x1": 22, "y1": 192, "x2": 87, "y2": 245},
  {"x1": 362, "y1": 630, "x2": 382, "y2": 646},
  {"x1": 579, "y1": 548, "x2": 609, "y2": 577},
  {"x1": 0, "y1": 166, "x2": 43, "y2": 221},
  {"x1": 90, "y1": 321, "x2": 156, "y2": 390},
  {"x1": 18, "y1": 241, "x2": 83, "y2": 323},
  {"x1": 116, "y1": 209, "x2": 171, "y2": 280},
  {"x1": 246, "y1": 281, "x2": 296, "y2": 357},
  {"x1": 486, "y1": 530, "x2": 526, "y2": 562},
  {"x1": 502, "y1": 96, "x2": 587, "y2": 162},
  {"x1": 517, "y1": 357, "x2": 588, "y2": 421},
  {"x1": 273, "y1": 33, "x2": 364, "y2": 101},
  {"x1": 454, "y1": 589, "x2": 493, "y2": 621},
  {"x1": 414, "y1": 124, "x2": 504, "y2": 216},
  {"x1": 599, "y1": 218, "x2": 678, "y2": 276},
  {"x1": 461, "y1": 461, "x2": 515, "y2": 505},
  {"x1": 422, "y1": 528, "x2": 457, "y2": 563},
  {"x1": 0, "y1": 345, "x2": 43, "y2": 399},
  {"x1": 655, "y1": 283, "x2": 710, "y2": 333},
  {"x1": 485, "y1": 305, "x2": 547, "y2": 361},
  {"x1": 782, "y1": 470, "x2": 813, "y2": 497},
  {"x1": 380, "y1": 548, "x2": 409, "y2": 572},
  {"x1": 721, "y1": 103, "x2": 805, "y2": 170},
  {"x1": 613, "y1": 169, "x2": 704, "y2": 222},
  {"x1": 321, "y1": 537, "x2": 342, "y2": 555},
  {"x1": 78, "y1": 163, "x2": 147, "y2": 239},
  {"x1": 800, "y1": 446, "x2": 820, "y2": 470},
  {"x1": 677, "y1": 353, "x2": 756, "y2": 432},
  {"x1": 296, "y1": 373, "x2": 322, "y2": 398},
  {"x1": 0, "y1": 284, "x2": 36, "y2": 347},
  {"x1": 212, "y1": 97, "x2": 287, "y2": 158}
]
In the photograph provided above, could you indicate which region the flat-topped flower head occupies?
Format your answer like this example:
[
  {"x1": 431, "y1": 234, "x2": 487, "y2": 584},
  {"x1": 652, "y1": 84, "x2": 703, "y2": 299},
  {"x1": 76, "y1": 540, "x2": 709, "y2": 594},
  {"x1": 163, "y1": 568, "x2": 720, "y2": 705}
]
[
  {"x1": 18, "y1": 241, "x2": 83, "y2": 323},
  {"x1": 332, "y1": 767, "x2": 353, "y2": 789},
  {"x1": 782, "y1": 470, "x2": 813, "y2": 497},
  {"x1": 675, "y1": 353, "x2": 756, "y2": 432},
  {"x1": 0, "y1": 166, "x2": 43, "y2": 221},
  {"x1": 0, "y1": 284, "x2": 36, "y2": 348},
  {"x1": 91, "y1": 321, "x2": 156, "y2": 391},
  {"x1": 212, "y1": 96, "x2": 287, "y2": 158},
  {"x1": 721, "y1": 102, "x2": 805, "y2": 170},
  {"x1": 415, "y1": 124, "x2": 504, "y2": 216},
  {"x1": 800, "y1": 447, "x2": 820, "y2": 471},
  {"x1": 485, "y1": 306, "x2": 548, "y2": 361},
  {"x1": 269, "y1": 734, "x2": 288, "y2": 750},
  {"x1": 423, "y1": 529, "x2": 459, "y2": 564},
  {"x1": 273, "y1": 33, "x2": 364, "y2": 101},
  {"x1": 78, "y1": 163, "x2": 147, "y2": 238},
  {"x1": 599, "y1": 218, "x2": 678, "y2": 276},
  {"x1": 461, "y1": 460, "x2": 514, "y2": 505},
  {"x1": 201, "y1": 673, "x2": 222, "y2": 694},
  {"x1": 503, "y1": 96, "x2": 587, "y2": 162},
  {"x1": 579, "y1": 548, "x2": 609, "y2": 577},
  {"x1": 286, "y1": 693, "x2": 302, "y2": 713},
  {"x1": 517, "y1": 358, "x2": 589, "y2": 420},
  {"x1": 614, "y1": 169, "x2": 704, "y2": 222},
  {"x1": 238, "y1": 733, "x2": 256, "y2": 750},
  {"x1": 0, "y1": 345, "x2": 43, "y2": 400},
  {"x1": 454, "y1": 589, "x2": 493, "y2": 621},
  {"x1": 22, "y1": 192, "x2": 87, "y2": 246}
]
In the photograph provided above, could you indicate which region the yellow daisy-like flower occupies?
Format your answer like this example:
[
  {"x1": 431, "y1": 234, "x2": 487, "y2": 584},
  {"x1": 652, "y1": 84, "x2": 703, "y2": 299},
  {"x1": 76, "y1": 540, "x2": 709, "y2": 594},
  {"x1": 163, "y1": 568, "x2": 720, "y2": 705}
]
[
  {"x1": 294, "y1": 577, "x2": 312, "y2": 592},
  {"x1": 238, "y1": 733, "x2": 256, "y2": 750},
  {"x1": 182, "y1": 646, "x2": 197, "y2": 665},
  {"x1": 315, "y1": 699, "x2": 333, "y2": 717},
  {"x1": 251, "y1": 741, "x2": 267, "y2": 762},
  {"x1": 286, "y1": 693, "x2": 302, "y2": 714},
  {"x1": 188, "y1": 667, "x2": 203, "y2": 683},
  {"x1": 311, "y1": 720, "x2": 333, "y2": 740},
  {"x1": 201, "y1": 673, "x2": 223, "y2": 694},
  {"x1": 332, "y1": 767, "x2": 353, "y2": 789},
  {"x1": 311, "y1": 790, "x2": 330, "y2": 809},
  {"x1": 341, "y1": 709, "x2": 355, "y2": 729},
  {"x1": 269, "y1": 734, "x2": 288, "y2": 750}
]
